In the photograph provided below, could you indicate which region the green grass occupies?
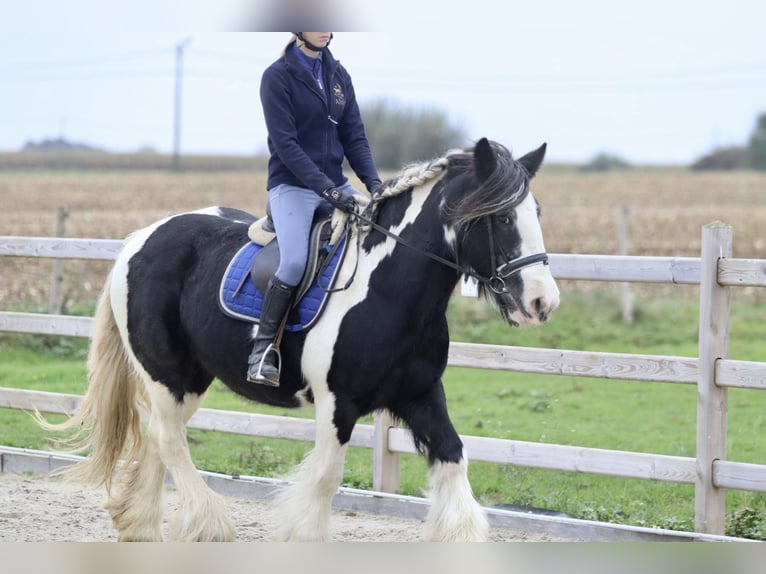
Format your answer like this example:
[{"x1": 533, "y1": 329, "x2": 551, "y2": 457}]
[{"x1": 1, "y1": 288, "x2": 765, "y2": 539}]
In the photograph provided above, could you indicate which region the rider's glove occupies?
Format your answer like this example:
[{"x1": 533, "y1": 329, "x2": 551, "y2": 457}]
[{"x1": 321, "y1": 187, "x2": 358, "y2": 213}]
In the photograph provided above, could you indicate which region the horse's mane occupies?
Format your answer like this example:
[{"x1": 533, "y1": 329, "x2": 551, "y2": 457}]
[
  {"x1": 372, "y1": 154, "x2": 452, "y2": 200},
  {"x1": 372, "y1": 141, "x2": 530, "y2": 229}
]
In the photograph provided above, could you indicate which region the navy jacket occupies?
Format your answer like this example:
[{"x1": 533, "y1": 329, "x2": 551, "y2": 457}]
[{"x1": 260, "y1": 42, "x2": 379, "y2": 195}]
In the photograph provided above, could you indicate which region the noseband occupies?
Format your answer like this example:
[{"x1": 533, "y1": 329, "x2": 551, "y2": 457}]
[
  {"x1": 350, "y1": 209, "x2": 549, "y2": 294},
  {"x1": 484, "y1": 216, "x2": 549, "y2": 294}
]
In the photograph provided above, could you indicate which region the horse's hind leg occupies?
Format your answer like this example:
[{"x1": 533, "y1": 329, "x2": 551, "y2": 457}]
[
  {"x1": 146, "y1": 382, "x2": 236, "y2": 542},
  {"x1": 104, "y1": 423, "x2": 167, "y2": 541},
  {"x1": 394, "y1": 382, "x2": 489, "y2": 542}
]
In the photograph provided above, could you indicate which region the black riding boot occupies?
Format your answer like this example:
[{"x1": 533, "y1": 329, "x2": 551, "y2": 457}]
[{"x1": 246, "y1": 277, "x2": 295, "y2": 386}]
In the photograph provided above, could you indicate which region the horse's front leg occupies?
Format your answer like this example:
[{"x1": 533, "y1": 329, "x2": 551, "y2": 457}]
[
  {"x1": 395, "y1": 382, "x2": 489, "y2": 542},
  {"x1": 272, "y1": 393, "x2": 350, "y2": 541}
]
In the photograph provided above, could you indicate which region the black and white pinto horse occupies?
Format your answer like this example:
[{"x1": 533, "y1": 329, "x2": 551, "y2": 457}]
[{"x1": 40, "y1": 138, "x2": 559, "y2": 541}]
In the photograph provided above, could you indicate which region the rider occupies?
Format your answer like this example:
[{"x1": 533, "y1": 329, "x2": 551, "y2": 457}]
[{"x1": 248, "y1": 32, "x2": 382, "y2": 386}]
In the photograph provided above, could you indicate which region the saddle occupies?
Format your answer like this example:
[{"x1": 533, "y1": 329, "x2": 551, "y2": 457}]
[{"x1": 218, "y1": 213, "x2": 348, "y2": 332}]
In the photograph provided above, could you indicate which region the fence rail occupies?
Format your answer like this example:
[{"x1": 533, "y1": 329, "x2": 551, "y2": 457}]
[{"x1": 1, "y1": 226, "x2": 765, "y2": 535}]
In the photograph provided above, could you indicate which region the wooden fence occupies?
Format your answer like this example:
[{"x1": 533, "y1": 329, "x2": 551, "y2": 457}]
[{"x1": 1, "y1": 223, "x2": 765, "y2": 535}]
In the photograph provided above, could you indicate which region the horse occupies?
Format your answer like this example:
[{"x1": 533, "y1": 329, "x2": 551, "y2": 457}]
[{"x1": 38, "y1": 137, "x2": 560, "y2": 542}]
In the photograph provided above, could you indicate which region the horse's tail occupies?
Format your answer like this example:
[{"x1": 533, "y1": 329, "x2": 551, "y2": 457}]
[{"x1": 35, "y1": 271, "x2": 146, "y2": 492}]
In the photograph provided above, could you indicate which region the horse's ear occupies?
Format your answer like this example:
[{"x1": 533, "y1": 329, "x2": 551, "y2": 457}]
[
  {"x1": 518, "y1": 143, "x2": 547, "y2": 178},
  {"x1": 473, "y1": 137, "x2": 497, "y2": 182}
]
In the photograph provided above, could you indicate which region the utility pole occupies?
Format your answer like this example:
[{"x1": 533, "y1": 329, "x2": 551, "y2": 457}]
[{"x1": 173, "y1": 36, "x2": 193, "y2": 171}]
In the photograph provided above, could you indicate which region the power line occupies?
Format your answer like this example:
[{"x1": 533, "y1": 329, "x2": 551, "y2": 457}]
[
  {"x1": 0, "y1": 47, "x2": 172, "y2": 74},
  {"x1": 0, "y1": 69, "x2": 173, "y2": 82},
  {"x1": 191, "y1": 49, "x2": 272, "y2": 66},
  {"x1": 3, "y1": 43, "x2": 764, "y2": 93}
]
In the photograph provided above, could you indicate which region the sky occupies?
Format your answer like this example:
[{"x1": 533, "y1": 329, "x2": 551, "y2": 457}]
[{"x1": 2, "y1": 0, "x2": 765, "y2": 164}]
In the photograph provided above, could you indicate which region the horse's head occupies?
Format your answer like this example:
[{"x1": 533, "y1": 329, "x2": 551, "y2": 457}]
[{"x1": 442, "y1": 138, "x2": 560, "y2": 326}]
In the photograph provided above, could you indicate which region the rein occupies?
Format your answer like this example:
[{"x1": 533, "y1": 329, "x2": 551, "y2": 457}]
[{"x1": 348, "y1": 208, "x2": 549, "y2": 294}]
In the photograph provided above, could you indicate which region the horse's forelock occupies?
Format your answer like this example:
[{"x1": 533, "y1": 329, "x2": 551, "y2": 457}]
[{"x1": 442, "y1": 141, "x2": 530, "y2": 229}]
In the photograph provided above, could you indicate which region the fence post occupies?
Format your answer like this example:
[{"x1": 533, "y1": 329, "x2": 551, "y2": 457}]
[
  {"x1": 48, "y1": 207, "x2": 69, "y2": 314},
  {"x1": 372, "y1": 409, "x2": 400, "y2": 493},
  {"x1": 695, "y1": 222, "x2": 732, "y2": 534},
  {"x1": 616, "y1": 204, "x2": 633, "y2": 323}
]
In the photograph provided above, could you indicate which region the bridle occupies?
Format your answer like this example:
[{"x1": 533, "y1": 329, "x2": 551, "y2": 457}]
[
  {"x1": 349, "y1": 208, "x2": 549, "y2": 295},
  {"x1": 484, "y1": 216, "x2": 549, "y2": 293}
]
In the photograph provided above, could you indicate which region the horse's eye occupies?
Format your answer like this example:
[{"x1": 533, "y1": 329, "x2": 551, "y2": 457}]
[{"x1": 501, "y1": 215, "x2": 513, "y2": 225}]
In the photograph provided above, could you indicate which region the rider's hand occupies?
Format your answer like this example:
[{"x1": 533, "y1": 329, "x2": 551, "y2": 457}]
[
  {"x1": 321, "y1": 187, "x2": 358, "y2": 214},
  {"x1": 366, "y1": 179, "x2": 384, "y2": 196}
]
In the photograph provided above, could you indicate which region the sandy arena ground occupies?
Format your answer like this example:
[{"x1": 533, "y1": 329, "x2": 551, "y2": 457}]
[{"x1": 0, "y1": 472, "x2": 573, "y2": 542}]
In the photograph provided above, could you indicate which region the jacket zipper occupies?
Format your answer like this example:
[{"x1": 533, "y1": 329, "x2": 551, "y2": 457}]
[{"x1": 292, "y1": 58, "x2": 338, "y2": 176}]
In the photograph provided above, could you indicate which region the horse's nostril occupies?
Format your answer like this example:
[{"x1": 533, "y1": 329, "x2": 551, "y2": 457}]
[{"x1": 532, "y1": 297, "x2": 551, "y2": 321}]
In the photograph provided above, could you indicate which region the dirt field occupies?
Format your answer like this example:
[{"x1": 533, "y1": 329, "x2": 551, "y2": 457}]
[
  {"x1": 0, "y1": 471, "x2": 573, "y2": 542},
  {"x1": 2, "y1": 167, "x2": 765, "y2": 309}
]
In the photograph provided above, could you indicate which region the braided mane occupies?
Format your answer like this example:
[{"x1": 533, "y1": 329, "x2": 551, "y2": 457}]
[
  {"x1": 371, "y1": 153, "x2": 453, "y2": 200},
  {"x1": 371, "y1": 141, "x2": 530, "y2": 230}
]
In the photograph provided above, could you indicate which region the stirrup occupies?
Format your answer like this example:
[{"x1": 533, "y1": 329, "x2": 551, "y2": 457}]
[{"x1": 247, "y1": 343, "x2": 281, "y2": 387}]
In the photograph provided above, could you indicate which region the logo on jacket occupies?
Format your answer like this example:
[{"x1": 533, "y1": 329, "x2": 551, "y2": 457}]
[{"x1": 333, "y1": 84, "x2": 345, "y2": 106}]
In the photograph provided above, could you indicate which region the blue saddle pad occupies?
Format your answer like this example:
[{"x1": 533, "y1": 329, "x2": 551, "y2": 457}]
[{"x1": 218, "y1": 238, "x2": 346, "y2": 332}]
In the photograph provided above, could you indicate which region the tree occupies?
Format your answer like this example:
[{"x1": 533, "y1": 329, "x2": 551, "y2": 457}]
[
  {"x1": 747, "y1": 112, "x2": 766, "y2": 171},
  {"x1": 361, "y1": 99, "x2": 467, "y2": 170},
  {"x1": 691, "y1": 111, "x2": 766, "y2": 171},
  {"x1": 580, "y1": 152, "x2": 631, "y2": 172},
  {"x1": 691, "y1": 146, "x2": 750, "y2": 171}
]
